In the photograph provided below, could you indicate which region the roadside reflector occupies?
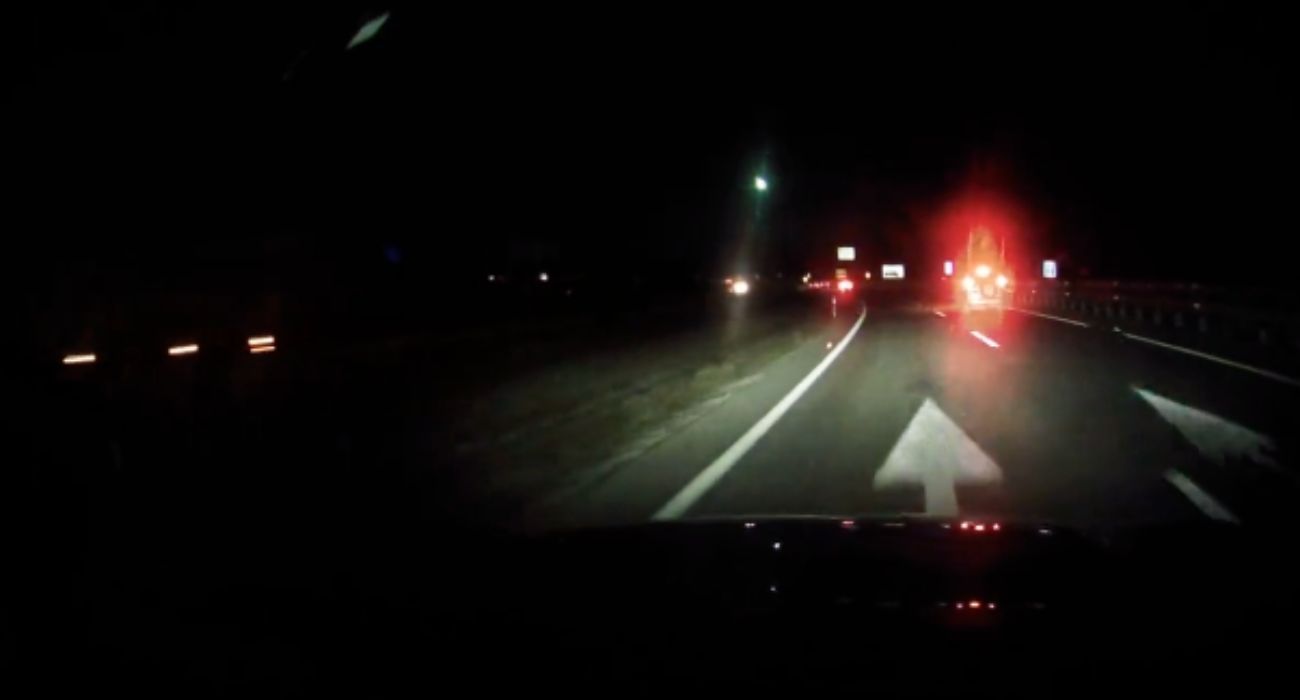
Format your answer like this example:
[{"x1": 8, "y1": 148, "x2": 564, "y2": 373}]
[
  {"x1": 168, "y1": 344, "x2": 199, "y2": 356},
  {"x1": 63, "y1": 353, "x2": 96, "y2": 365},
  {"x1": 247, "y1": 335, "x2": 275, "y2": 347}
]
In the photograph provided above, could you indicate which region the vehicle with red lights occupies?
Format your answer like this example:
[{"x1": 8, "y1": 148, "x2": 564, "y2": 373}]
[{"x1": 956, "y1": 226, "x2": 1011, "y2": 315}]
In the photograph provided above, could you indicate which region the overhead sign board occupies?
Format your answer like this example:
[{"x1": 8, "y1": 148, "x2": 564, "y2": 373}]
[
  {"x1": 837, "y1": 246, "x2": 856, "y2": 262},
  {"x1": 882, "y1": 264, "x2": 905, "y2": 280},
  {"x1": 1043, "y1": 260, "x2": 1058, "y2": 279}
]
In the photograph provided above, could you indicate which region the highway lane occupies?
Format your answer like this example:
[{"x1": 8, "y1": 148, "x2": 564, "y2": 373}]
[{"x1": 538, "y1": 300, "x2": 1300, "y2": 534}]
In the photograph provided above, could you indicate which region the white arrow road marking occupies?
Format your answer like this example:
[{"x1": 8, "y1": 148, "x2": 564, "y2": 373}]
[
  {"x1": 1134, "y1": 387, "x2": 1279, "y2": 469},
  {"x1": 1164, "y1": 470, "x2": 1239, "y2": 523},
  {"x1": 873, "y1": 399, "x2": 1003, "y2": 516},
  {"x1": 652, "y1": 309, "x2": 868, "y2": 520}
]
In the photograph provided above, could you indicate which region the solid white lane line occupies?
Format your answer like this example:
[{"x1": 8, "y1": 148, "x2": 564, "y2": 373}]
[
  {"x1": 1164, "y1": 470, "x2": 1239, "y2": 524},
  {"x1": 1122, "y1": 332, "x2": 1300, "y2": 389},
  {"x1": 1010, "y1": 307, "x2": 1090, "y2": 328},
  {"x1": 969, "y1": 331, "x2": 1000, "y2": 348},
  {"x1": 652, "y1": 309, "x2": 868, "y2": 520}
]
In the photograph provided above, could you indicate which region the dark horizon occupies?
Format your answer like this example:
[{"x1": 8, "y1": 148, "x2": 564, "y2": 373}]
[{"x1": 11, "y1": 3, "x2": 1296, "y2": 286}]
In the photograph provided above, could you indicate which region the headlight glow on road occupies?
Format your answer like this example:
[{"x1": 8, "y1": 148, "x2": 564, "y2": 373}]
[
  {"x1": 731, "y1": 280, "x2": 751, "y2": 295},
  {"x1": 975, "y1": 265, "x2": 991, "y2": 278},
  {"x1": 62, "y1": 353, "x2": 96, "y2": 365}
]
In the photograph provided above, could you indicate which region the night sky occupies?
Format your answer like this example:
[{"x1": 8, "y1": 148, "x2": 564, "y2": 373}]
[{"x1": 12, "y1": 3, "x2": 1296, "y2": 287}]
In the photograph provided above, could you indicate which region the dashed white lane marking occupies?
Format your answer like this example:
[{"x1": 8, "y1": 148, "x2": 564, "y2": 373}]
[
  {"x1": 652, "y1": 309, "x2": 868, "y2": 520},
  {"x1": 1009, "y1": 307, "x2": 1090, "y2": 328},
  {"x1": 1164, "y1": 470, "x2": 1239, "y2": 523},
  {"x1": 1122, "y1": 332, "x2": 1300, "y2": 389},
  {"x1": 933, "y1": 310, "x2": 946, "y2": 318},
  {"x1": 970, "y1": 331, "x2": 1000, "y2": 348}
]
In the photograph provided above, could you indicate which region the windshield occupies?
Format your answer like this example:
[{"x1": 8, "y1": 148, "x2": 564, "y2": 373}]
[{"x1": 17, "y1": 3, "x2": 1299, "y2": 691}]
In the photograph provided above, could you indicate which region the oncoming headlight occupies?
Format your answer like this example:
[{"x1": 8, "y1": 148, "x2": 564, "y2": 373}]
[{"x1": 962, "y1": 276, "x2": 976, "y2": 292}]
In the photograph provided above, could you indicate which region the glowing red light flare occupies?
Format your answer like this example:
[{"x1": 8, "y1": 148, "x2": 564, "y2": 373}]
[
  {"x1": 969, "y1": 600, "x2": 982, "y2": 609},
  {"x1": 960, "y1": 521, "x2": 970, "y2": 530},
  {"x1": 992, "y1": 523, "x2": 1001, "y2": 531},
  {"x1": 837, "y1": 279, "x2": 854, "y2": 292},
  {"x1": 974, "y1": 524, "x2": 986, "y2": 532}
]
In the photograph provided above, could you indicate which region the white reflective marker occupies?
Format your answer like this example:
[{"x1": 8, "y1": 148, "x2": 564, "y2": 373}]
[
  {"x1": 63, "y1": 353, "x2": 96, "y2": 365},
  {"x1": 1043, "y1": 260, "x2": 1058, "y2": 279},
  {"x1": 970, "y1": 331, "x2": 1000, "y2": 348},
  {"x1": 250, "y1": 345, "x2": 276, "y2": 354},
  {"x1": 247, "y1": 335, "x2": 275, "y2": 347},
  {"x1": 653, "y1": 309, "x2": 868, "y2": 520},
  {"x1": 1164, "y1": 470, "x2": 1238, "y2": 523},
  {"x1": 168, "y1": 344, "x2": 199, "y2": 356},
  {"x1": 1122, "y1": 332, "x2": 1300, "y2": 388}
]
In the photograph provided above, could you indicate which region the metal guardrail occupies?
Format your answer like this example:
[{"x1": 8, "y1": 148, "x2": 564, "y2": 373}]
[{"x1": 1015, "y1": 280, "x2": 1300, "y2": 351}]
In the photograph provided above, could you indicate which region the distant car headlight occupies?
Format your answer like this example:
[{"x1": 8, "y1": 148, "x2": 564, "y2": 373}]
[
  {"x1": 962, "y1": 276, "x2": 976, "y2": 292},
  {"x1": 731, "y1": 280, "x2": 751, "y2": 295},
  {"x1": 975, "y1": 265, "x2": 991, "y2": 278},
  {"x1": 996, "y1": 275, "x2": 1008, "y2": 288},
  {"x1": 837, "y1": 279, "x2": 854, "y2": 292}
]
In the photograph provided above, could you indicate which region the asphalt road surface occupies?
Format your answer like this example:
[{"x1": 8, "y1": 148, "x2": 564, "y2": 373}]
[{"x1": 532, "y1": 297, "x2": 1300, "y2": 535}]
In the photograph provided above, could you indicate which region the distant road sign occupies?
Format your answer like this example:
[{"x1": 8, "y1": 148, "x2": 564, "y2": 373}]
[
  {"x1": 1043, "y1": 260, "x2": 1058, "y2": 279},
  {"x1": 837, "y1": 246, "x2": 856, "y2": 261},
  {"x1": 882, "y1": 264, "x2": 905, "y2": 280}
]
